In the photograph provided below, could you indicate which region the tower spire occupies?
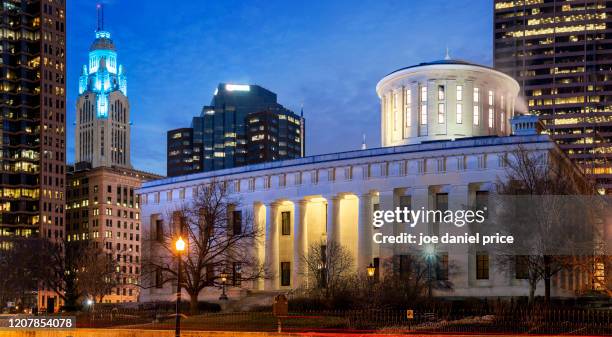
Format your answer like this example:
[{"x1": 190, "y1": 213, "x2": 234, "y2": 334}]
[
  {"x1": 96, "y1": 3, "x2": 104, "y2": 31},
  {"x1": 361, "y1": 133, "x2": 367, "y2": 150},
  {"x1": 445, "y1": 46, "x2": 451, "y2": 60}
]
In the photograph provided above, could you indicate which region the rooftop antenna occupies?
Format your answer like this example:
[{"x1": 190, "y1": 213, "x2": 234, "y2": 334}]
[
  {"x1": 444, "y1": 46, "x2": 451, "y2": 60},
  {"x1": 300, "y1": 101, "x2": 304, "y2": 117},
  {"x1": 96, "y1": 3, "x2": 104, "y2": 31},
  {"x1": 361, "y1": 134, "x2": 367, "y2": 150}
]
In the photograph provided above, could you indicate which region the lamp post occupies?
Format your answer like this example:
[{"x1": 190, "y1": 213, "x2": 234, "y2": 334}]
[
  {"x1": 423, "y1": 245, "x2": 435, "y2": 299},
  {"x1": 175, "y1": 236, "x2": 186, "y2": 337},
  {"x1": 366, "y1": 263, "x2": 376, "y2": 299},
  {"x1": 367, "y1": 263, "x2": 376, "y2": 279},
  {"x1": 219, "y1": 271, "x2": 229, "y2": 300}
]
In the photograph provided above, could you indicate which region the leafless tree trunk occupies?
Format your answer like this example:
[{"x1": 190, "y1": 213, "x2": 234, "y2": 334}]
[
  {"x1": 143, "y1": 179, "x2": 264, "y2": 315},
  {"x1": 301, "y1": 240, "x2": 354, "y2": 300},
  {"x1": 495, "y1": 145, "x2": 597, "y2": 303}
]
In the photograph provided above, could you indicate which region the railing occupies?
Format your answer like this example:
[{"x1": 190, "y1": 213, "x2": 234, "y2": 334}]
[{"x1": 76, "y1": 306, "x2": 612, "y2": 335}]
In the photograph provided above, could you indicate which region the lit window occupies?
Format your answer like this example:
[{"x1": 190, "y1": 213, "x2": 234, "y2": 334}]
[
  {"x1": 500, "y1": 95, "x2": 505, "y2": 131},
  {"x1": 456, "y1": 85, "x2": 463, "y2": 102},
  {"x1": 456, "y1": 103, "x2": 463, "y2": 124},
  {"x1": 420, "y1": 85, "x2": 427, "y2": 125},
  {"x1": 438, "y1": 103, "x2": 445, "y2": 124},
  {"x1": 393, "y1": 91, "x2": 399, "y2": 131},
  {"x1": 473, "y1": 87, "x2": 480, "y2": 126},
  {"x1": 488, "y1": 90, "x2": 494, "y2": 128},
  {"x1": 404, "y1": 87, "x2": 411, "y2": 127},
  {"x1": 438, "y1": 85, "x2": 445, "y2": 100}
]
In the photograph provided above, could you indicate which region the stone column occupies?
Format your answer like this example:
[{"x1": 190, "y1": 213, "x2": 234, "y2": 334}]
[
  {"x1": 325, "y1": 195, "x2": 340, "y2": 244},
  {"x1": 293, "y1": 200, "x2": 308, "y2": 288},
  {"x1": 253, "y1": 203, "x2": 266, "y2": 290},
  {"x1": 377, "y1": 190, "x2": 396, "y2": 277},
  {"x1": 264, "y1": 202, "x2": 280, "y2": 290},
  {"x1": 358, "y1": 192, "x2": 373, "y2": 273}
]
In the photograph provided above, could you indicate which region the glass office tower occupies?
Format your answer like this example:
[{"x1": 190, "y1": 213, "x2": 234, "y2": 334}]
[{"x1": 494, "y1": 0, "x2": 612, "y2": 192}]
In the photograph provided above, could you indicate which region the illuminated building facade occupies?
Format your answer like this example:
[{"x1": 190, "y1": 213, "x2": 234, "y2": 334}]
[
  {"x1": 376, "y1": 59, "x2": 519, "y2": 146},
  {"x1": 66, "y1": 164, "x2": 160, "y2": 303},
  {"x1": 167, "y1": 128, "x2": 199, "y2": 178},
  {"x1": 494, "y1": 0, "x2": 612, "y2": 192},
  {"x1": 166, "y1": 83, "x2": 305, "y2": 177},
  {"x1": 0, "y1": 0, "x2": 66, "y2": 239},
  {"x1": 142, "y1": 59, "x2": 591, "y2": 302},
  {"x1": 66, "y1": 5, "x2": 161, "y2": 304},
  {"x1": 75, "y1": 5, "x2": 130, "y2": 169},
  {"x1": 0, "y1": 0, "x2": 66, "y2": 312}
]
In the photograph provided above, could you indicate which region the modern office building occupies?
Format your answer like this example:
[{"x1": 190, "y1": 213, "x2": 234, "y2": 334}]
[
  {"x1": 66, "y1": 5, "x2": 161, "y2": 304},
  {"x1": 166, "y1": 83, "x2": 305, "y2": 177},
  {"x1": 494, "y1": 0, "x2": 612, "y2": 192},
  {"x1": 140, "y1": 59, "x2": 591, "y2": 302},
  {"x1": 0, "y1": 0, "x2": 66, "y2": 238},
  {"x1": 167, "y1": 128, "x2": 199, "y2": 177},
  {"x1": 246, "y1": 107, "x2": 304, "y2": 165},
  {"x1": 0, "y1": 0, "x2": 66, "y2": 312}
]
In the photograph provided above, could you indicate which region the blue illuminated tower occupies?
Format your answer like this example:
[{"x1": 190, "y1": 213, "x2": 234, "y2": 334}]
[{"x1": 75, "y1": 4, "x2": 131, "y2": 168}]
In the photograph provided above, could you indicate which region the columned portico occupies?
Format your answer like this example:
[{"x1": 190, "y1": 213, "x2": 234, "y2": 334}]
[{"x1": 265, "y1": 202, "x2": 280, "y2": 290}]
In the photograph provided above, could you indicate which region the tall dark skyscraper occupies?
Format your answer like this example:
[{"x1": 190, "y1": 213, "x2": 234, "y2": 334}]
[
  {"x1": 494, "y1": 0, "x2": 612, "y2": 192},
  {"x1": 167, "y1": 83, "x2": 305, "y2": 177},
  {"x1": 0, "y1": 1, "x2": 66, "y2": 241}
]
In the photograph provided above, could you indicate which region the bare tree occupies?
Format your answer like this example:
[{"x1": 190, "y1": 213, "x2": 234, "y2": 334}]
[
  {"x1": 0, "y1": 238, "x2": 40, "y2": 311},
  {"x1": 34, "y1": 238, "x2": 121, "y2": 309},
  {"x1": 77, "y1": 241, "x2": 120, "y2": 304},
  {"x1": 143, "y1": 179, "x2": 264, "y2": 315},
  {"x1": 496, "y1": 145, "x2": 596, "y2": 303},
  {"x1": 301, "y1": 240, "x2": 354, "y2": 299}
]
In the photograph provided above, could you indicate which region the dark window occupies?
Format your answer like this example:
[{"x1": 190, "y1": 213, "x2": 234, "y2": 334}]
[
  {"x1": 398, "y1": 255, "x2": 414, "y2": 279},
  {"x1": 281, "y1": 211, "x2": 291, "y2": 235},
  {"x1": 399, "y1": 196, "x2": 411, "y2": 223},
  {"x1": 232, "y1": 210, "x2": 242, "y2": 235},
  {"x1": 475, "y1": 191, "x2": 489, "y2": 218},
  {"x1": 515, "y1": 255, "x2": 529, "y2": 279},
  {"x1": 280, "y1": 262, "x2": 291, "y2": 286},
  {"x1": 476, "y1": 252, "x2": 489, "y2": 280},
  {"x1": 155, "y1": 219, "x2": 164, "y2": 242},
  {"x1": 436, "y1": 252, "x2": 449, "y2": 280},
  {"x1": 232, "y1": 262, "x2": 242, "y2": 286},
  {"x1": 206, "y1": 264, "x2": 215, "y2": 284},
  {"x1": 155, "y1": 269, "x2": 163, "y2": 288},
  {"x1": 435, "y1": 193, "x2": 448, "y2": 211},
  {"x1": 172, "y1": 211, "x2": 185, "y2": 234}
]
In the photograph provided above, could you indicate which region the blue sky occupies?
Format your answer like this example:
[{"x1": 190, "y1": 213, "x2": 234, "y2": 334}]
[{"x1": 67, "y1": 0, "x2": 493, "y2": 176}]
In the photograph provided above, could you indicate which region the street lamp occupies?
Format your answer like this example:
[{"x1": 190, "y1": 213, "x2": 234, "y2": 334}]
[
  {"x1": 423, "y1": 245, "x2": 436, "y2": 299},
  {"x1": 366, "y1": 263, "x2": 376, "y2": 278},
  {"x1": 219, "y1": 271, "x2": 229, "y2": 300},
  {"x1": 175, "y1": 236, "x2": 186, "y2": 337}
]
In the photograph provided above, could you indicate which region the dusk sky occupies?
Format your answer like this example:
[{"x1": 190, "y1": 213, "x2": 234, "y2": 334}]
[{"x1": 66, "y1": 0, "x2": 493, "y2": 176}]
